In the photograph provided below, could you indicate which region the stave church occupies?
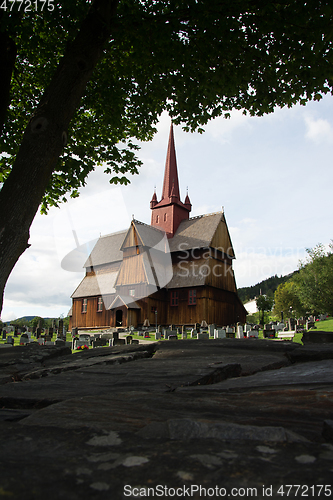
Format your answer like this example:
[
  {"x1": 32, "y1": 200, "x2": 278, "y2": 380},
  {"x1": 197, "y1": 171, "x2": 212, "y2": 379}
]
[{"x1": 69, "y1": 125, "x2": 246, "y2": 330}]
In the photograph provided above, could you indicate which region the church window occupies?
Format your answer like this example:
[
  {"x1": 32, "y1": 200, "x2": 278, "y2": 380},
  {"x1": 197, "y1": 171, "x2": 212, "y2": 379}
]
[
  {"x1": 170, "y1": 290, "x2": 179, "y2": 306},
  {"x1": 188, "y1": 289, "x2": 197, "y2": 305},
  {"x1": 82, "y1": 298, "x2": 88, "y2": 313},
  {"x1": 97, "y1": 297, "x2": 103, "y2": 312}
]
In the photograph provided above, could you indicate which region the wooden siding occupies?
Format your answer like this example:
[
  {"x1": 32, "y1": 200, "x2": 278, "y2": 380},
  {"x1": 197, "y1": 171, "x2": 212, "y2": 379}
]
[
  {"x1": 210, "y1": 218, "x2": 235, "y2": 258},
  {"x1": 115, "y1": 254, "x2": 148, "y2": 286},
  {"x1": 71, "y1": 295, "x2": 116, "y2": 329}
]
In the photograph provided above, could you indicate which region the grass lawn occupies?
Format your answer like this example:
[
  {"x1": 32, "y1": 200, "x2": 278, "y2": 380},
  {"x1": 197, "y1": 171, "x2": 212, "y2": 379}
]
[{"x1": 309, "y1": 316, "x2": 333, "y2": 332}]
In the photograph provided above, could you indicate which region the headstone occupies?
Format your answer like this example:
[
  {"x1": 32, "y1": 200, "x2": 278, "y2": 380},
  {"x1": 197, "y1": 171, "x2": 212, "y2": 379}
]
[
  {"x1": 214, "y1": 329, "x2": 226, "y2": 339},
  {"x1": 244, "y1": 324, "x2": 251, "y2": 333},
  {"x1": 113, "y1": 338, "x2": 126, "y2": 346},
  {"x1": 36, "y1": 328, "x2": 42, "y2": 339},
  {"x1": 38, "y1": 337, "x2": 45, "y2": 345},
  {"x1": 236, "y1": 324, "x2": 243, "y2": 339},
  {"x1": 198, "y1": 332, "x2": 209, "y2": 340},
  {"x1": 19, "y1": 334, "x2": 29, "y2": 345},
  {"x1": 92, "y1": 338, "x2": 107, "y2": 348},
  {"x1": 6, "y1": 336, "x2": 14, "y2": 345},
  {"x1": 168, "y1": 334, "x2": 177, "y2": 340},
  {"x1": 112, "y1": 331, "x2": 119, "y2": 341},
  {"x1": 2, "y1": 331, "x2": 6, "y2": 340},
  {"x1": 208, "y1": 324, "x2": 215, "y2": 337},
  {"x1": 74, "y1": 340, "x2": 89, "y2": 349},
  {"x1": 247, "y1": 330, "x2": 259, "y2": 338},
  {"x1": 155, "y1": 332, "x2": 161, "y2": 341},
  {"x1": 182, "y1": 331, "x2": 187, "y2": 339},
  {"x1": 190, "y1": 329, "x2": 197, "y2": 339},
  {"x1": 79, "y1": 334, "x2": 91, "y2": 344},
  {"x1": 126, "y1": 335, "x2": 133, "y2": 344},
  {"x1": 131, "y1": 339, "x2": 139, "y2": 344}
]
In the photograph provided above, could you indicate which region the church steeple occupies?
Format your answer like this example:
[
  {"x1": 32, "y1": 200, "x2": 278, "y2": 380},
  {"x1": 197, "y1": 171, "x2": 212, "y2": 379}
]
[
  {"x1": 150, "y1": 124, "x2": 191, "y2": 237},
  {"x1": 161, "y1": 124, "x2": 180, "y2": 202}
]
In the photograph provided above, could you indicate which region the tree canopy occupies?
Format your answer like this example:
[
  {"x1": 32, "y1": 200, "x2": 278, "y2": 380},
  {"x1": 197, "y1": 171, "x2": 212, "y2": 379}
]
[
  {"x1": 1, "y1": 0, "x2": 333, "y2": 314},
  {"x1": 293, "y1": 242, "x2": 333, "y2": 316}
]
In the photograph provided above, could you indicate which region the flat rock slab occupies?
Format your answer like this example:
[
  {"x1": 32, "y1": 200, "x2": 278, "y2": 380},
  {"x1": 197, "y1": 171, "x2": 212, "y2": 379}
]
[
  {"x1": 1, "y1": 339, "x2": 333, "y2": 499},
  {"x1": 0, "y1": 421, "x2": 332, "y2": 500}
]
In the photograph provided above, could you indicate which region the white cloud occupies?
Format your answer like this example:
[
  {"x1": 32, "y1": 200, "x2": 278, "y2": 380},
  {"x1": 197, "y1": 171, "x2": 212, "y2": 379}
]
[{"x1": 304, "y1": 115, "x2": 333, "y2": 144}]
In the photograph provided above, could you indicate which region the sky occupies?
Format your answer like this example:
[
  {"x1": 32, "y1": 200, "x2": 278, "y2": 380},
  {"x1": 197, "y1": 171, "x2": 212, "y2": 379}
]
[{"x1": 1, "y1": 94, "x2": 333, "y2": 322}]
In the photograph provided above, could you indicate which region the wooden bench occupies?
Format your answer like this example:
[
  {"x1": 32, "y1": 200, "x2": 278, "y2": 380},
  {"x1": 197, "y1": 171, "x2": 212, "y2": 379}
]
[{"x1": 277, "y1": 331, "x2": 295, "y2": 340}]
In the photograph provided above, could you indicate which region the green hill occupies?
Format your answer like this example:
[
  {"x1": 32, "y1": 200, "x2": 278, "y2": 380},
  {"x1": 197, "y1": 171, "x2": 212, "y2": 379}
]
[{"x1": 237, "y1": 272, "x2": 296, "y2": 303}]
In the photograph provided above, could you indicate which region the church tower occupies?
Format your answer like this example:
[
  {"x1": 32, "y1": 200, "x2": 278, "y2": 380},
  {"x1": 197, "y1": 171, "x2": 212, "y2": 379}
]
[{"x1": 150, "y1": 124, "x2": 191, "y2": 237}]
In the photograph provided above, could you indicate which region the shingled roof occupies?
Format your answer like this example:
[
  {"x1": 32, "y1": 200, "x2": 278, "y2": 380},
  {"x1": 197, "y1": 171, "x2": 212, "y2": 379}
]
[
  {"x1": 71, "y1": 270, "x2": 119, "y2": 298},
  {"x1": 83, "y1": 230, "x2": 127, "y2": 268},
  {"x1": 168, "y1": 211, "x2": 234, "y2": 256}
]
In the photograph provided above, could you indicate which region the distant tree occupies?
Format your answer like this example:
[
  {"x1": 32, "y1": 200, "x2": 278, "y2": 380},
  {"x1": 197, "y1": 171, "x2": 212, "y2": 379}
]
[
  {"x1": 293, "y1": 242, "x2": 333, "y2": 315},
  {"x1": 256, "y1": 294, "x2": 274, "y2": 325},
  {"x1": 273, "y1": 281, "x2": 306, "y2": 320},
  {"x1": 29, "y1": 316, "x2": 44, "y2": 328},
  {"x1": 1, "y1": 0, "x2": 333, "y2": 316}
]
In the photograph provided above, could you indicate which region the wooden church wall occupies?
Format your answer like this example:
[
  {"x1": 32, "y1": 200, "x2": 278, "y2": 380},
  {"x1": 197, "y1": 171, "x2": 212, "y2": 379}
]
[{"x1": 210, "y1": 219, "x2": 235, "y2": 258}]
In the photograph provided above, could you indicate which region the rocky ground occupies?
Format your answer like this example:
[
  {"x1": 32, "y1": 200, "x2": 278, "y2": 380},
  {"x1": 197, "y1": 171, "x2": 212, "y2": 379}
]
[{"x1": 0, "y1": 338, "x2": 332, "y2": 499}]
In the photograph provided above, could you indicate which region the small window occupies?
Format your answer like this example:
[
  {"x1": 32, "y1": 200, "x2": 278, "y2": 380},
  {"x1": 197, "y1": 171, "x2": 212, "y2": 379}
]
[
  {"x1": 156, "y1": 215, "x2": 159, "y2": 223},
  {"x1": 129, "y1": 289, "x2": 135, "y2": 297},
  {"x1": 151, "y1": 306, "x2": 157, "y2": 313},
  {"x1": 188, "y1": 289, "x2": 197, "y2": 305},
  {"x1": 164, "y1": 213, "x2": 167, "y2": 221},
  {"x1": 82, "y1": 298, "x2": 88, "y2": 313},
  {"x1": 170, "y1": 291, "x2": 179, "y2": 306},
  {"x1": 97, "y1": 297, "x2": 103, "y2": 312}
]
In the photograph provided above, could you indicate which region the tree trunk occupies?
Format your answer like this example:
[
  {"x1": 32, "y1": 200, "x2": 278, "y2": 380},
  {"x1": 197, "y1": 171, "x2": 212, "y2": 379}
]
[{"x1": 0, "y1": 0, "x2": 119, "y2": 315}]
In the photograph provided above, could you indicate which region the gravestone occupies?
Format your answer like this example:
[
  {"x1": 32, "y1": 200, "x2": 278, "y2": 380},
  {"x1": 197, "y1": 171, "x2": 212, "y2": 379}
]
[
  {"x1": 236, "y1": 324, "x2": 243, "y2": 339},
  {"x1": 131, "y1": 339, "x2": 139, "y2": 344},
  {"x1": 112, "y1": 331, "x2": 119, "y2": 341},
  {"x1": 198, "y1": 332, "x2": 209, "y2": 340},
  {"x1": 126, "y1": 335, "x2": 133, "y2": 344},
  {"x1": 208, "y1": 324, "x2": 215, "y2": 337},
  {"x1": 182, "y1": 331, "x2": 187, "y2": 339},
  {"x1": 6, "y1": 336, "x2": 14, "y2": 345},
  {"x1": 155, "y1": 332, "x2": 162, "y2": 341},
  {"x1": 247, "y1": 330, "x2": 259, "y2": 338},
  {"x1": 38, "y1": 337, "x2": 45, "y2": 345},
  {"x1": 79, "y1": 334, "x2": 91, "y2": 345},
  {"x1": 92, "y1": 338, "x2": 107, "y2": 348},
  {"x1": 190, "y1": 329, "x2": 197, "y2": 339},
  {"x1": 2, "y1": 331, "x2": 6, "y2": 340},
  {"x1": 168, "y1": 334, "x2": 177, "y2": 340},
  {"x1": 19, "y1": 334, "x2": 29, "y2": 345},
  {"x1": 113, "y1": 338, "x2": 126, "y2": 346},
  {"x1": 214, "y1": 329, "x2": 226, "y2": 339}
]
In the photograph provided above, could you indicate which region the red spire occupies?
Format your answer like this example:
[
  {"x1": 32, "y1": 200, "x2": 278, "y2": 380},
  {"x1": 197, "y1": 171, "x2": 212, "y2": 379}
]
[
  {"x1": 150, "y1": 189, "x2": 157, "y2": 208},
  {"x1": 161, "y1": 124, "x2": 180, "y2": 202}
]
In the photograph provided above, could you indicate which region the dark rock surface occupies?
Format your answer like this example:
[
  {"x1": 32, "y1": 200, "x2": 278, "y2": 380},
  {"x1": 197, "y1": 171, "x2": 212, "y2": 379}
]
[{"x1": 0, "y1": 339, "x2": 332, "y2": 499}]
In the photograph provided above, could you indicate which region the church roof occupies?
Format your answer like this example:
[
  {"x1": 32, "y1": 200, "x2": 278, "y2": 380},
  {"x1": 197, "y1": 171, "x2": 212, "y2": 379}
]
[
  {"x1": 120, "y1": 220, "x2": 166, "y2": 251},
  {"x1": 71, "y1": 270, "x2": 119, "y2": 298},
  {"x1": 168, "y1": 211, "x2": 234, "y2": 256},
  {"x1": 83, "y1": 229, "x2": 127, "y2": 268}
]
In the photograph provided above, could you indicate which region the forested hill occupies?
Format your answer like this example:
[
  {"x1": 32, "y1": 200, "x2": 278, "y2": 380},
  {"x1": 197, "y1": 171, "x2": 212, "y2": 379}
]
[{"x1": 237, "y1": 273, "x2": 295, "y2": 303}]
